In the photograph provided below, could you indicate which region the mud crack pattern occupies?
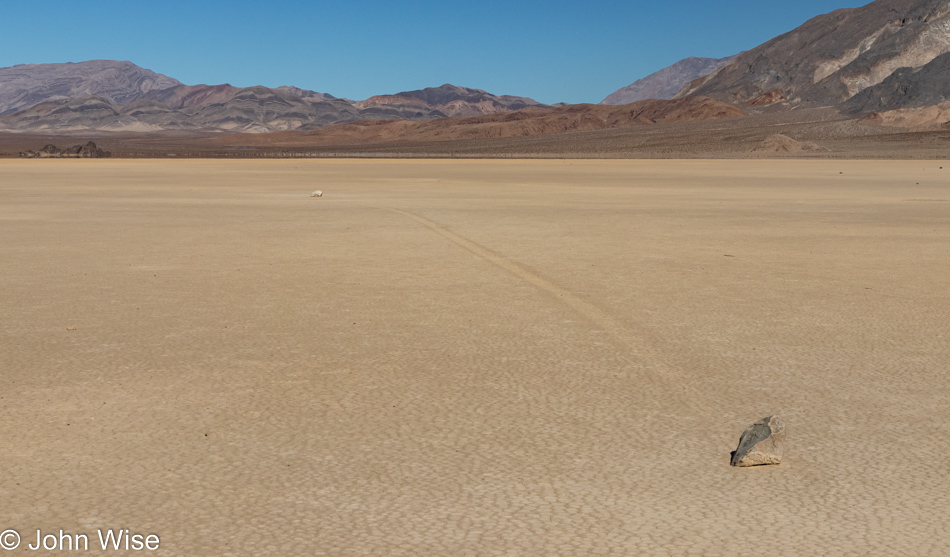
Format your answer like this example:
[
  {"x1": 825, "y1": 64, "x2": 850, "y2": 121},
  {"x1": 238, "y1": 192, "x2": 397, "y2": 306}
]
[{"x1": 1, "y1": 159, "x2": 948, "y2": 556}]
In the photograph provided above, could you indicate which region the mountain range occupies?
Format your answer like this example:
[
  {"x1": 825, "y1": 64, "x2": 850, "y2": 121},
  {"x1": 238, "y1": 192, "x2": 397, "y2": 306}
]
[
  {"x1": 3, "y1": 0, "x2": 950, "y2": 136},
  {"x1": 0, "y1": 61, "x2": 551, "y2": 133}
]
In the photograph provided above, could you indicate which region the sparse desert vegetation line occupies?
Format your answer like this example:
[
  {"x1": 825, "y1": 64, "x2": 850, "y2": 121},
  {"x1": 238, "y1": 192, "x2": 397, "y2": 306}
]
[{"x1": 2, "y1": 159, "x2": 948, "y2": 555}]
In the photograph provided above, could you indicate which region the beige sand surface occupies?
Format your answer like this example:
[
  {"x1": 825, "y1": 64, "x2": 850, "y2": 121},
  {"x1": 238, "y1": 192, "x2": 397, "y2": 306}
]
[{"x1": 1, "y1": 159, "x2": 948, "y2": 556}]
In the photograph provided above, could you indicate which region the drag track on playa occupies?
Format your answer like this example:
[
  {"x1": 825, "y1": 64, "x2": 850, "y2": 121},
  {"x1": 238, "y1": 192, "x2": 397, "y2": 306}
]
[{"x1": 1, "y1": 159, "x2": 948, "y2": 556}]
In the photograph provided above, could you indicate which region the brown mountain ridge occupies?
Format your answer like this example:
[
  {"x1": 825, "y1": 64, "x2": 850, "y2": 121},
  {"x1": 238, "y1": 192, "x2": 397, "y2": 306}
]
[{"x1": 210, "y1": 96, "x2": 746, "y2": 147}]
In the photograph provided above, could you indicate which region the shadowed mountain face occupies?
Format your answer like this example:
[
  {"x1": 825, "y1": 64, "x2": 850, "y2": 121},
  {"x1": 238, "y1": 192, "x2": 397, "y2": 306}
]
[
  {"x1": 675, "y1": 0, "x2": 950, "y2": 110},
  {"x1": 354, "y1": 84, "x2": 549, "y2": 118},
  {"x1": 0, "y1": 60, "x2": 182, "y2": 115},
  {"x1": 841, "y1": 50, "x2": 950, "y2": 113},
  {"x1": 601, "y1": 55, "x2": 739, "y2": 105}
]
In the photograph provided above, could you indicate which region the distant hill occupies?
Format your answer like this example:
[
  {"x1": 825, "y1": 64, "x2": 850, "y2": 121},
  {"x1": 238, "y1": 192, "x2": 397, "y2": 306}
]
[
  {"x1": 601, "y1": 55, "x2": 738, "y2": 105},
  {"x1": 673, "y1": 0, "x2": 950, "y2": 110},
  {"x1": 0, "y1": 60, "x2": 182, "y2": 115},
  {"x1": 354, "y1": 84, "x2": 548, "y2": 118}
]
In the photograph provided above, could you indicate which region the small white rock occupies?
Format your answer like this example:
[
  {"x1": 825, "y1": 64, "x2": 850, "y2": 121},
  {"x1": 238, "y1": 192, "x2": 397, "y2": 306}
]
[{"x1": 310, "y1": 190, "x2": 323, "y2": 197}]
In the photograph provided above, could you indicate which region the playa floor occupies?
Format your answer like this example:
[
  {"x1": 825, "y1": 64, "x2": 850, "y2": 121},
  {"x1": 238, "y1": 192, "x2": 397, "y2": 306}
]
[{"x1": 1, "y1": 159, "x2": 948, "y2": 556}]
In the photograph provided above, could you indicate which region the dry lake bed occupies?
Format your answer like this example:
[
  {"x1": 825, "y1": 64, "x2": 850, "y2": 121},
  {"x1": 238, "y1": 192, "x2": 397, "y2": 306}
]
[{"x1": 1, "y1": 159, "x2": 948, "y2": 556}]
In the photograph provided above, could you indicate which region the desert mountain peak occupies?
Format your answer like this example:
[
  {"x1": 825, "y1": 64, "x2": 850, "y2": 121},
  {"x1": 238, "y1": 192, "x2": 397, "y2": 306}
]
[
  {"x1": 0, "y1": 60, "x2": 182, "y2": 115},
  {"x1": 601, "y1": 55, "x2": 739, "y2": 105}
]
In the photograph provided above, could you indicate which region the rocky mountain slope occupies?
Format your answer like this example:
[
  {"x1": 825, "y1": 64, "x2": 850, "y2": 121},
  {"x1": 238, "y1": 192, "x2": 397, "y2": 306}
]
[
  {"x1": 674, "y1": 0, "x2": 950, "y2": 111},
  {"x1": 0, "y1": 83, "x2": 550, "y2": 133},
  {"x1": 840, "y1": 50, "x2": 950, "y2": 113},
  {"x1": 0, "y1": 60, "x2": 182, "y2": 115},
  {"x1": 0, "y1": 87, "x2": 362, "y2": 133},
  {"x1": 601, "y1": 55, "x2": 739, "y2": 105}
]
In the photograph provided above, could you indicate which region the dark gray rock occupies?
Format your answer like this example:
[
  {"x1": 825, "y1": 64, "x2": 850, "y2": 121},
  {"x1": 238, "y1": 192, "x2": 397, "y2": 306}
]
[
  {"x1": 731, "y1": 416, "x2": 785, "y2": 467},
  {"x1": 18, "y1": 141, "x2": 109, "y2": 158},
  {"x1": 39, "y1": 144, "x2": 62, "y2": 156}
]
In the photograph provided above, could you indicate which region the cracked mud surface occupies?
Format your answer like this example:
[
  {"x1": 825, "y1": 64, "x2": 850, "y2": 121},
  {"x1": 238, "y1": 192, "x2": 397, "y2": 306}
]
[{"x1": 1, "y1": 159, "x2": 948, "y2": 556}]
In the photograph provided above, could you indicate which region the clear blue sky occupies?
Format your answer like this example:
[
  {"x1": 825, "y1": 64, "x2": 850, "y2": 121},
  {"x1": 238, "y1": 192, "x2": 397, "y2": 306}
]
[{"x1": 0, "y1": 0, "x2": 868, "y2": 104}]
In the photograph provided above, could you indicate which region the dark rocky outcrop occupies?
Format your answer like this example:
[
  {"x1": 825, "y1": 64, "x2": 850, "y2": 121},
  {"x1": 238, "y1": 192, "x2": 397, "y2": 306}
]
[
  {"x1": 840, "y1": 51, "x2": 950, "y2": 114},
  {"x1": 731, "y1": 416, "x2": 786, "y2": 467},
  {"x1": 19, "y1": 141, "x2": 110, "y2": 158}
]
